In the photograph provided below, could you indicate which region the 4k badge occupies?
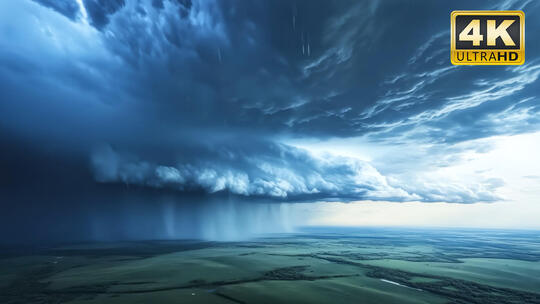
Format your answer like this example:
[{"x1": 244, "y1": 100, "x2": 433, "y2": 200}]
[{"x1": 451, "y1": 11, "x2": 525, "y2": 65}]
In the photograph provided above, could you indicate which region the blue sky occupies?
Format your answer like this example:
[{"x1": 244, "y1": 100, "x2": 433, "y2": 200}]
[{"x1": 1, "y1": 0, "x2": 540, "y2": 241}]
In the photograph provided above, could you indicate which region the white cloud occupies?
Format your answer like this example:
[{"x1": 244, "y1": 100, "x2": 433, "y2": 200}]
[{"x1": 90, "y1": 140, "x2": 503, "y2": 203}]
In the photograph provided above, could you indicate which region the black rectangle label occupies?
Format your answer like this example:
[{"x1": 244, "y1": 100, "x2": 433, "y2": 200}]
[{"x1": 455, "y1": 15, "x2": 520, "y2": 49}]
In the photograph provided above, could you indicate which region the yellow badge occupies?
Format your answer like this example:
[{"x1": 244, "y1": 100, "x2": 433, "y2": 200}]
[{"x1": 451, "y1": 11, "x2": 525, "y2": 65}]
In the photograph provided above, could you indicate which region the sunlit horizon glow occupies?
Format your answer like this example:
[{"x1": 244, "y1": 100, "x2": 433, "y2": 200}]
[{"x1": 291, "y1": 131, "x2": 540, "y2": 230}]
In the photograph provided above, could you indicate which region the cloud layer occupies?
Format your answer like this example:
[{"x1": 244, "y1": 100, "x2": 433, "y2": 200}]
[
  {"x1": 90, "y1": 140, "x2": 502, "y2": 203},
  {"x1": 1, "y1": 0, "x2": 539, "y2": 209}
]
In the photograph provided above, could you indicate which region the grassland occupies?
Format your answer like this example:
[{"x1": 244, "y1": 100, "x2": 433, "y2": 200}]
[{"x1": 1, "y1": 228, "x2": 539, "y2": 303}]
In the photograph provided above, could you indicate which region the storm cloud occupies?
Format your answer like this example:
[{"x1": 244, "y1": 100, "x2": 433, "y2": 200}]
[
  {"x1": 90, "y1": 140, "x2": 501, "y2": 203},
  {"x1": 1, "y1": 0, "x2": 539, "y2": 241}
]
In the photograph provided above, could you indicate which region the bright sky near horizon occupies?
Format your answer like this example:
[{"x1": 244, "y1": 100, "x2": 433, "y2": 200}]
[{"x1": 293, "y1": 131, "x2": 540, "y2": 229}]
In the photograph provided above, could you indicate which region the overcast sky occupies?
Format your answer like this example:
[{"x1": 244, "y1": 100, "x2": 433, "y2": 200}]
[{"x1": 1, "y1": 0, "x2": 539, "y2": 242}]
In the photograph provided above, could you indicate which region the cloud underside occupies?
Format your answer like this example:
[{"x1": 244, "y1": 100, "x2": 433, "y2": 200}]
[{"x1": 25, "y1": 0, "x2": 540, "y2": 142}]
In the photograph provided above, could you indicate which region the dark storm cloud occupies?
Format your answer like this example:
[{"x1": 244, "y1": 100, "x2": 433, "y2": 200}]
[
  {"x1": 1, "y1": 0, "x2": 538, "y2": 212},
  {"x1": 83, "y1": 0, "x2": 126, "y2": 29},
  {"x1": 32, "y1": 0, "x2": 127, "y2": 29},
  {"x1": 22, "y1": 0, "x2": 540, "y2": 142},
  {"x1": 32, "y1": 0, "x2": 81, "y2": 20}
]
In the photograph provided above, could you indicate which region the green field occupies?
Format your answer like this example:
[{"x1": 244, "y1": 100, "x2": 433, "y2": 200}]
[{"x1": 1, "y1": 228, "x2": 540, "y2": 303}]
